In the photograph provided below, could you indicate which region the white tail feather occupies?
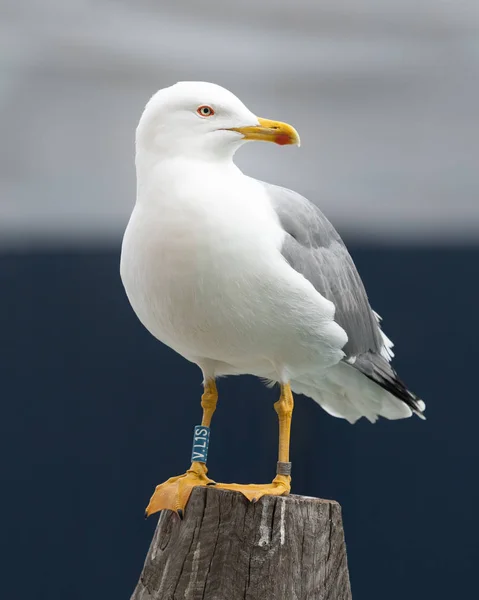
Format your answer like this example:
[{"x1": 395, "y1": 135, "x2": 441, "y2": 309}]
[{"x1": 291, "y1": 361, "x2": 413, "y2": 424}]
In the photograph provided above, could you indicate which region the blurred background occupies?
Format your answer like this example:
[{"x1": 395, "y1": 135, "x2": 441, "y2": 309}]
[{"x1": 1, "y1": 1, "x2": 478, "y2": 598}]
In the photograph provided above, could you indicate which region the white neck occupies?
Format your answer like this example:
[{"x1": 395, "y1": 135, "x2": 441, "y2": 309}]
[{"x1": 135, "y1": 149, "x2": 244, "y2": 206}]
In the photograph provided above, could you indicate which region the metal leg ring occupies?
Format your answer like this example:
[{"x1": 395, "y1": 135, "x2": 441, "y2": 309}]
[{"x1": 276, "y1": 461, "x2": 292, "y2": 476}]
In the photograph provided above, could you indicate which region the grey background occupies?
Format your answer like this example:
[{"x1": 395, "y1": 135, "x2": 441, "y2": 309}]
[{"x1": 1, "y1": 0, "x2": 478, "y2": 245}]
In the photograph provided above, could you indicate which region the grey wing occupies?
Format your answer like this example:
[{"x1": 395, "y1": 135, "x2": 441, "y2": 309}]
[
  {"x1": 264, "y1": 181, "x2": 383, "y2": 358},
  {"x1": 263, "y1": 181, "x2": 424, "y2": 415}
]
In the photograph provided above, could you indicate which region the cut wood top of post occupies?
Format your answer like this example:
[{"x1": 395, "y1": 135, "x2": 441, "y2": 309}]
[{"x1": 132, "y1": 486, "x2": 351, "y2": 600}]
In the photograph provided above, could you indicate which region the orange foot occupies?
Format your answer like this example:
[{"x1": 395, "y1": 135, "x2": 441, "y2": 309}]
[
  {"x1": 145, "y1": 462, "x2": 215, "y2": 517},
  {"x1": 214, "y1": 474, "x2": 291, "y2": 502}
]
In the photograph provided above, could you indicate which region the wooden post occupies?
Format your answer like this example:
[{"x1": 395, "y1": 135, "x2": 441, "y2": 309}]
[{"x1": 131, "y1": 487, "x2": 352, "y2": 599}]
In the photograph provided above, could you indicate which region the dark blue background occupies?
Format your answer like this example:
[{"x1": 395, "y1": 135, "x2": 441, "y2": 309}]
[{"x1": 1, "y1": 245, "x2": 477, "y2": 599}]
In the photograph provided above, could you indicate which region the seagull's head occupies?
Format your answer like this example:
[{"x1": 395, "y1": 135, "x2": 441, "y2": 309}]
[{"x1": 136, "y1": 81, "x2": 300, "y2": 162}]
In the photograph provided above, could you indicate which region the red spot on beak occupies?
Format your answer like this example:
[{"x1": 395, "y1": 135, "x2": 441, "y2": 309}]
[{"x1": 275, "y1": 133, "x2": 291, "y2": 146}]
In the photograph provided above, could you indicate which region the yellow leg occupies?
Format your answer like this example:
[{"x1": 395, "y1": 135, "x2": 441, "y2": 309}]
[
  {"x1": 215, "y1": 383, "x2": 293, "y2": 501},
  {"x1": 145, "y1": 380, "x2": 218, "y2": 517},
  {"x1": 200, "y1": 379, "x2": 217, "y2": 427},
  {"x1": 275, "y1": 382, "x2": 294, "y2": 464}
]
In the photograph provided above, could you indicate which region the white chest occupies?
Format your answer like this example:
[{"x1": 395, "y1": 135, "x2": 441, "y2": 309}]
[{"x1": 120, "y1": 163, "x2": 285, "y2": 353}]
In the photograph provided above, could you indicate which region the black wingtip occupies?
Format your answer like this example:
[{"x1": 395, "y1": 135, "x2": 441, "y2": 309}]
[{"x1": 352, "y1": 352, "x2": 426, "y2": 417}]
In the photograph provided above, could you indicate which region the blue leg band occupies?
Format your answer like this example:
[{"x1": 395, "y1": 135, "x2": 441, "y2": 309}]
[{"x1": 191, "y1": 425, "x2": 210, "y2": 463}]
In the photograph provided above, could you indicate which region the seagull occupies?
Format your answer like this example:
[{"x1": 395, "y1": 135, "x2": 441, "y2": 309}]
[{"x1": 120, "y1": 81, "x2": 425, "y2": 517}]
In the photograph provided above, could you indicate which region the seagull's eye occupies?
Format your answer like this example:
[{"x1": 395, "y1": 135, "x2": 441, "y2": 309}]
[{"x1": 197, "y1": 105, "x2": 215, "y2": 117}]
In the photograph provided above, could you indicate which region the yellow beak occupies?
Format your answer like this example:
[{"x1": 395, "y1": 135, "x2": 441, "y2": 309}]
[{"x1": 228, "y1": 118, "x2": 300, "y2": 146}]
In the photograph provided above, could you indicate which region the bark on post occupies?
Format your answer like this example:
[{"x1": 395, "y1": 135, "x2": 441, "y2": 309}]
[{"x1": 131, "y1": 486, "x2": 352, "y2": 600}]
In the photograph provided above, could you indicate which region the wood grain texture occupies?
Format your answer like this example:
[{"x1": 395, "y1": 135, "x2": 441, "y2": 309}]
[{"x1": 131, "y1": 487, "x2": 352, "y2": 600}]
